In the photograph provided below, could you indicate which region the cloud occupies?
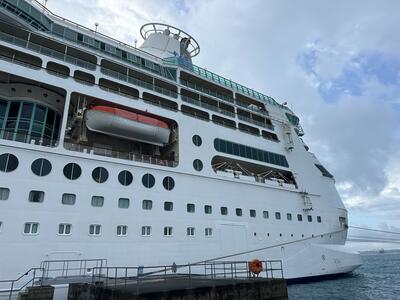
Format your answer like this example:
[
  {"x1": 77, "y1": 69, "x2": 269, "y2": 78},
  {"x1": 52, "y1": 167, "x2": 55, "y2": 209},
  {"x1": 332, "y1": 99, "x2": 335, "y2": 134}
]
[{"x1": 47, "y1": 0, "x2": 400, "y2": 233}]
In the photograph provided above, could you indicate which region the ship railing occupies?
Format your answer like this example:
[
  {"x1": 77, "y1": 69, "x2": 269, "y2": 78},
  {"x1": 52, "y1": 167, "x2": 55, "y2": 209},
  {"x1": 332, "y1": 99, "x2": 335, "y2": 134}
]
[
  {"x1": 180, "y1": 78, "x2": 235, "y2": 104},
  {"x1": 164, "y1": 57, "x2": 290, "y2": 111},
  {"x1": 0, "y1": 268, "x2": 45, "y2": 300},
  {"x1": 0, "y1": 130, "x2": 58, "y2": 147},
  {"x1": 0, "y1": 31, "x2": 96, "y2": 70},
  {"x1": 40, "y1": 259, "x2": 107, "y2": 279},
  {"x1": 235, "y1": 99, "x2": 270, "y2": 117},
  {"x1": 63, "y1": 142, "x2": 178, "y2": 168},
  {"x1": 100, "y1": 67, "x2": 178, "y2": 99},
  {"x1": 181, "y1": 95, "x2": 235, "y2": 118},
  {"x1": 237, "y1": 115, "x2": 275, "y2": 131},
  {"x1": 90, "y1": 260, "x2": 283, "y2": 290}
]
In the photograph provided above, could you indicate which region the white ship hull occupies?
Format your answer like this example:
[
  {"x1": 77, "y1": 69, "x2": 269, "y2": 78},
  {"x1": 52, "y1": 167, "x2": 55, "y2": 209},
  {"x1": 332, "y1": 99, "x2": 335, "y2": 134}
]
[{"x1": 0, "y1": 0, "x2": 361, "y2": 292}]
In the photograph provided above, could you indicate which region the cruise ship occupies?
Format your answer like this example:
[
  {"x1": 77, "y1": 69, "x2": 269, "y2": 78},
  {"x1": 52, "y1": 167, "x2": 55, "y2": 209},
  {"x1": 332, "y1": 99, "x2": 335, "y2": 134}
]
[{"x1": 0, "y1": 0, "x2": 362, "y2": 287}]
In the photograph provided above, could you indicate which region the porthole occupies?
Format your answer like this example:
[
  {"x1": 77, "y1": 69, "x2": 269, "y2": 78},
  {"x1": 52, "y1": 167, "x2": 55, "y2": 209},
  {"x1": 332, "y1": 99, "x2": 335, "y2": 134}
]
[
  {"x1": 31, "y1": 158, "x2": 52, "y2": 177},
  {"x1": 142, "y1": 173, "x2": 155, "y2": 188},
  {"x1": 193, "y1": 159, "x2": 203, "y2": 171},
  {"x1": 192, "y1": 135, "x2": 202, "y2": 146},
  {"x1": 118, "y1": 170, "x2": 133, "y2": 186},
  {"x1": 0, "y1": 153, "x2": 19, "y2": 172},
  {"x1": 162, "y1": 176, "x2": 175, "y2": 191},
  {"x1": 92, "y1": 167, "x2": 109, "y2": 183},
  {"x1": 63, "y1": 163, "x2": 82, "y2": 180}
]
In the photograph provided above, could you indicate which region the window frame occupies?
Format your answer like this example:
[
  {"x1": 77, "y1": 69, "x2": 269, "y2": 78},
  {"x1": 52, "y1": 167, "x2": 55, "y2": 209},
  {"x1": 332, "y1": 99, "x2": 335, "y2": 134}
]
[
  {"x1": 89, "y1": 224, "x2": 101, "y2": 236},
  {"x1": 58, "y1": 223, "x2": 72, "y2": 236},
  {"x1": 116, "y1": 225, "x2": 128, "y2": 237},
  {"x1": 23, "y1": 222, "x2": 39, "y2": 235}
]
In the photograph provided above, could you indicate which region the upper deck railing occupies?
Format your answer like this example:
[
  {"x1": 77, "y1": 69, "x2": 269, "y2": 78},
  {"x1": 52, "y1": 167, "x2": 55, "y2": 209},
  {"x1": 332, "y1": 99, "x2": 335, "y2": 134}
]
[{"x1": 164, "y1": 56, "x2": 290, "y2": 111}]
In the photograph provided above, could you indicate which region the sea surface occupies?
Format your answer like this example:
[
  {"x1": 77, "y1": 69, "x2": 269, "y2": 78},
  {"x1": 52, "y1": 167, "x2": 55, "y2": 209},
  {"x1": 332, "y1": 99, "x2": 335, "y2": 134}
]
[{"x1": 287, "y1": 253, "x2": 400, "y2": 300}]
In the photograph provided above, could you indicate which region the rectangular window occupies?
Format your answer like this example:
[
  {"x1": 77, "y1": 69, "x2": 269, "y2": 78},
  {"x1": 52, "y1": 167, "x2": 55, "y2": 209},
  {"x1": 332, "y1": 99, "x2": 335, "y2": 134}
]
[
  {"x1": 0, "y1": 187, "x2": 10, "y2": 200},
  {"x1": 91, "y1": 196, "x2": 104, "y2": 207},
  {"x1": 58, "y1": 223, "x2": 71, "y2": 235},
  {"x1": 287, "y1": 213, "x2": 292, "y2": 221},
  {"x1": 29, "y1": 191, "x2": 44, "y2": 203},
  {"x1": 187, "y1": 203, "x2": 195, "y2": 213},
  {"x1": 62, "y1": 193, "x2": 76, "y2": 205},
  {"x1": 164, "y1": 201, "x2": 173, "y2": 211},
  {"x1": 275, "y1": 212, "x2": 281, "y2": 220},
  {"x1": 250, "y1": 209, "x2": 256, "y2": 218},
  {"x1": 221, "y1": 207, "x2": 228, "y2": 215},
  {"x1": 0, "y1": 221, "x2": 2, "y2": 233},
  {"x1": 163, "y1": 226, "x2": 173, "y2": 236},
  {"x1": 204, "y1": 205, "x2": 212, "y2": 214},
  {"x1": 142, "y1": 200, "x2": 153, "y2": 210},
  {"x1": 141, "y1": 226, "x2": 151, "y2": 236},
  {"x1": 236, "y1": 208, "x2": 242, "y2": 216},
  {"x1": 205, "y1": 227, "x2": 213, "y2": 236},
  {"x1": 118, "y1": 198, "x2": 130, "y2": 209},
  {"x1": 117, "y1": 225, "x2": 128, "y2": 236},
  {"x1": 24, "y1": 222, "x2": 39, "y2": 235},
  {"x1": 263, "y1": 211, "x2": 269, "y2": 219},
  {"x1": 307, "y1": 215, "x2": 313, "y2": 222},
  {"x1": 186, "y1": 227, "x2": 195, "y2": 236},
  {"x1": 297, "y1": 214, "x2": 303, "y2": 221},
  {"x1": 317, "y1": 216, "x2": 322, "y2": 223},
  {"x1": 89, "y1": 224, "x2": 101, "y2": 236}
]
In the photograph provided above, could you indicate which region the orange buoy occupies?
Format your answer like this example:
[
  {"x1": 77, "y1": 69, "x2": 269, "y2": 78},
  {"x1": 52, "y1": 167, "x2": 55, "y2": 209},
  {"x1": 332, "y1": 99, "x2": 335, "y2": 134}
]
[{"x1": 249, "y1": 259, "x2": 263, "y2": 276}]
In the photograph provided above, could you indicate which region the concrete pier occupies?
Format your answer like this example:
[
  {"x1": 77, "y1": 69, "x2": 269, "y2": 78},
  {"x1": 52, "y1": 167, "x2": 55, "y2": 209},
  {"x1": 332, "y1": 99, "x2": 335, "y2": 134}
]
[{"x1": 68, "y1": 277, "x2": 288, "y2": 300}]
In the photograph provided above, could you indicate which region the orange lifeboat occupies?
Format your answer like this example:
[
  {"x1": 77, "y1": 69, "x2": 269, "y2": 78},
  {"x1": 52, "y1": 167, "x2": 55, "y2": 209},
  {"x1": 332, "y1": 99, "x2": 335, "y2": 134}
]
[{"x1": 85, "y1": 106, "x2": 171, "y2": 146}]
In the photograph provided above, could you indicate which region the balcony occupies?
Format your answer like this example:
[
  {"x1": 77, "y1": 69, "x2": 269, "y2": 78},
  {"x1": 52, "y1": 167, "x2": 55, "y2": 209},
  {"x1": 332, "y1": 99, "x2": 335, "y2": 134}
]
[
  {"x1": 181, "y1": 95, "x2": 235, "y2": 118},
  {"x1": 180, "y1": 78, "x2": 234, "y2": 104},
  {"x1": 64, "y1": 142, "x2": 178, "y2": 167},
  {"x1": 237, "y1": 115, "x2": 274, "y2": 131},
  {"x1": 100, "y1": 67, "x2": 178, "y2": 99},
  {"x1": 0, "y1": 31, "x2": 96, "y2": 70}
]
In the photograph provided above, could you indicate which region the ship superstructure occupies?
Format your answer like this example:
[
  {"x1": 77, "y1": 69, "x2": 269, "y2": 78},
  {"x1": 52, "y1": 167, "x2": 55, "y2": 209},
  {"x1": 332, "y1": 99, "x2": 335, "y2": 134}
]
[{"x1": 0, "y1": 0, "x2": 361, "y2": 285}]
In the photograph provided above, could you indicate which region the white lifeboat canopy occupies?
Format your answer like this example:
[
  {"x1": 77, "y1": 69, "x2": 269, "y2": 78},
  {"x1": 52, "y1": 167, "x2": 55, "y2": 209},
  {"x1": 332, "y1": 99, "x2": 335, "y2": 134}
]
[
  {"x1": 139, "y1": 23, "x2": 200, "y2": 62},
  {"x1": 85, "y1": 106, "x2": 171, "y2": 146}
]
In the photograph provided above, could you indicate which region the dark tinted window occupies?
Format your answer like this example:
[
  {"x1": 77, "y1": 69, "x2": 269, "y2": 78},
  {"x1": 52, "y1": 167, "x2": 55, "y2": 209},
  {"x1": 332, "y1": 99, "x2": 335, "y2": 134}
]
[
  {"x1": 31, "y1": 158, "x2": 52, "y2": 176},
  {"x1": 192, "y1": 135, "x2": 202, "y2": 146},
  {"x1": 63, "y1": 163, "x2": 82, "y2": 180},
  {"x1": 162, "y1": 176, "x2": 175, "y2": 191},
  {"x1": 214, "y1": 138, "x2": 289, "y2": 168},
  {"x1": 221, "y1": 207, "x2": 228, "y2": 215},
  {"x1": 92, "y1": 167, "x2": 109, "y2": 183},
  {"x1": 118, "y1": 170, "x2": 133, "y2": 186},
  {"x1": 142, "y1": 173, "x2": 155, "y2": 188},
  {"x1": 250, "y1": 209, "x2": 256, "y2": 218},
  {"x1": 317, "y1": 216, "x2": 322, "y2": 223},
  {"x1": 236, "y1": 208, "x2": 242, "y2": 216},
  {"x1": 275, "y1": 212, "x2": 281, "y2": 220},
  {"x1": 307, "y1": 215, "x2": 313, "y2": 222},
  {"x1": 297, "y1": 214, "x2": 303, "y2": 221},
  {"x1": 0, "y1": 153, "x2": 19, "y2": 172},
  {"x1": 193, "y1": 159, "x2": 203, "y2": 171},
  {"x1": 164, "y1": 201, "x2": 173, "y2": 211}
]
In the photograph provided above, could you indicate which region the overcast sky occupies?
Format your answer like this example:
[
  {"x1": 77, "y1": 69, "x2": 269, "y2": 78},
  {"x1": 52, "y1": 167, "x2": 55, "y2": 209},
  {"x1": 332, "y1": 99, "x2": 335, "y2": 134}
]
[{"x1": 45, "y1": 0, "x2": 400, "y2": 249}]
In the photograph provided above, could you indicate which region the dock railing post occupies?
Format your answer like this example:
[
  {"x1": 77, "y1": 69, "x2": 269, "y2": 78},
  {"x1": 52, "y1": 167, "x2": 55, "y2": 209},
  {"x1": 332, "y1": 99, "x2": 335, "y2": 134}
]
[{"x1": 9, "y1": 281, "x2": 14, "y2": 300}]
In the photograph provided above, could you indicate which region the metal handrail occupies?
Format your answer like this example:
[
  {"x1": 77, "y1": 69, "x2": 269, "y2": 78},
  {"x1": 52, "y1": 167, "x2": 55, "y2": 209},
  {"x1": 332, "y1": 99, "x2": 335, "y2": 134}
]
[
  {"x1": 181, "y1": 95, "x2": 235, "y2": 118},
  {"x1": 0, "y1": 31, "x2": 96, "y2": 70},
  {"x1": 0, "y1": 268, "x2": 44, "y2": 300},
  {"x1": 90, "y1": 259, "x2": 283, "y2": 290},
  {"x1": 100, "y1": 67, "x2": 178, "y2": 98},
  {"x1": 63, "y1": 142, "x2": 178, "y2": 168}
]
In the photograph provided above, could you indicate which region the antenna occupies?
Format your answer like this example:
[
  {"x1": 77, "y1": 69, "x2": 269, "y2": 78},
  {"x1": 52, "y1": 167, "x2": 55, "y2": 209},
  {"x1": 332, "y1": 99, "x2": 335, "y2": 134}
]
[
  {"x1": 134, "y1": 38, "x2": 138, "y2": 48},
  {"x1": 44, "y1": 0, "x2": 48, "y2": 8},
  {"x1": 94, "y1": 22, "x2": 99, "y2": 33}
]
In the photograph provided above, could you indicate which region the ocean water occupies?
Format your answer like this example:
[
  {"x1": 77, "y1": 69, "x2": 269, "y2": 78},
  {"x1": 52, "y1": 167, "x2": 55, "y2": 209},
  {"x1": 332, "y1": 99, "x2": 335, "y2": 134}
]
[{"x1": 287, "y1": 253, "x2": 400, "y2": 300}]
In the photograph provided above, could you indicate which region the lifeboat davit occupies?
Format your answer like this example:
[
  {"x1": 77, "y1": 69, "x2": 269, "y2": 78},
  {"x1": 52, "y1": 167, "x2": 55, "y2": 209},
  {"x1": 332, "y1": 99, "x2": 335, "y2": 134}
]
[{"x1": 85, "y1": 106, "x2": 171, "y2": 146}]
